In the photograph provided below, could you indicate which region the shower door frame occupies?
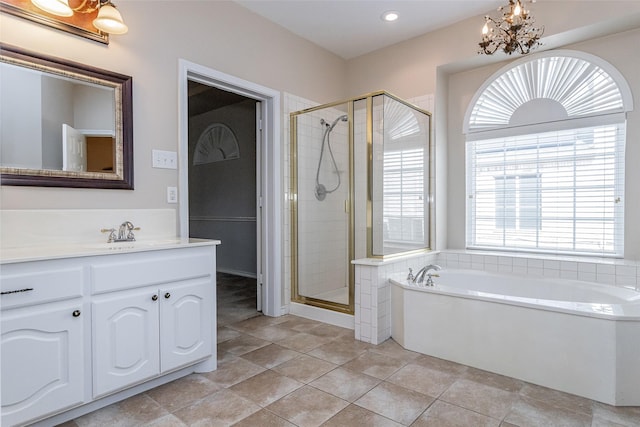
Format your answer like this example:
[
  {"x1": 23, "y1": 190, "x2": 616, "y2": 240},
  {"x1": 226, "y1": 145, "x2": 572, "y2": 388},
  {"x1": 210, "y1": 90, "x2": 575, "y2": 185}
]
[
  {"x1": 290, "y1": 91, "x2": 434, "y2": 315},
  {"x1": 290, "y1": 101, "x2": 355, "y2": 315}
]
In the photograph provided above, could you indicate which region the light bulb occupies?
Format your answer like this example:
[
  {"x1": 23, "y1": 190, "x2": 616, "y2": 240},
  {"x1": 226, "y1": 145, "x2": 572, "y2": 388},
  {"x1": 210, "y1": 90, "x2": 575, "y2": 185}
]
[
  {"x1": 482, "y1": 22, "x2": 489, "y2": 35},
  {"x1": 31, "y1": 0, "x2": 73, "y2": 17},
  {"x1": 93, "y1": 2, "x2": 128, "y2": 34},
  {"x1": 514, "y1": 1, "x2": 522, "y2": 16},
  {"x1": 381, "y1": 11, "x2": 399, "y2": 22}
]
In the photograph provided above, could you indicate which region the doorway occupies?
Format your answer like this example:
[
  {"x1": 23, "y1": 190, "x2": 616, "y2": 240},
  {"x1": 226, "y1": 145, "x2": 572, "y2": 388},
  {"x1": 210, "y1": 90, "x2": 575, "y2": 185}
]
[
  {"x1": 187, "y1": 82, "x2": 261, "y2": 325},
  {"x1": 178, "y1": 60, "x2": 282, "y2": 318}
]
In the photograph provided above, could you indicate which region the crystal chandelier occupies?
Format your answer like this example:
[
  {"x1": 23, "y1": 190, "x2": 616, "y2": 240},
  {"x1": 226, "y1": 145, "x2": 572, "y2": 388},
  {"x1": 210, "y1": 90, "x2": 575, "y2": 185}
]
[{"x1": 478, "y1": 0, "x2": 544, "y2": 55}]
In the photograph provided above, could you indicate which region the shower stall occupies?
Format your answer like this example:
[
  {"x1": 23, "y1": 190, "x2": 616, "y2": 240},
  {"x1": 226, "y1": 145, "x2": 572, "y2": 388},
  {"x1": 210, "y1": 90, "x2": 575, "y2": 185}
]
[{"x1": 290, "y1": 92, "x2": 432, "y2": 314}]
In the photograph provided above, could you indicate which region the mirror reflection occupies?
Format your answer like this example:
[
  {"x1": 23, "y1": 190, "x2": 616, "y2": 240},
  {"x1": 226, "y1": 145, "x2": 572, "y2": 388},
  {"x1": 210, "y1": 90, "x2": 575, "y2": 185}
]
[
  {"x1": 371, "y1": 94, "x2": 431, "y2": 256},
  {"x1": 1, "y1": 61, "x2": 116, "y2": 173}
]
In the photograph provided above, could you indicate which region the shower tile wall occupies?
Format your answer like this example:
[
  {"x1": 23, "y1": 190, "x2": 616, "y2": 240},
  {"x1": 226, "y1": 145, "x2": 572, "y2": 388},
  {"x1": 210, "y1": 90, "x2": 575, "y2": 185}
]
[
  {"x1": 284, "y1": 94, "x2": 349, "y2": 305},
  {"x1": 296, "y1": 108, "x2": 349, "y2": 299}
]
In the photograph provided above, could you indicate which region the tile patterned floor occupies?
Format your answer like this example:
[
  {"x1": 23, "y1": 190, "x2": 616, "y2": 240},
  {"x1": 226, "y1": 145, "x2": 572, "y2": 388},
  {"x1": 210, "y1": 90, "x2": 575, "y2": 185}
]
[
  {"x1": 59, "y1": 313, "x2": 640, "y2": 427},
  {"x1": 216, "y1": 273, "x2": 260, "y2": 326}
]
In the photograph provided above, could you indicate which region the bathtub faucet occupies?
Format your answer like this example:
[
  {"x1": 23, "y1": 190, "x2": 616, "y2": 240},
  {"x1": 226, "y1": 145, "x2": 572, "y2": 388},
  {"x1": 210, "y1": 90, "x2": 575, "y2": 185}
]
[{"x1": 413, "y1": 264, "x2": 441, "y2": 286}]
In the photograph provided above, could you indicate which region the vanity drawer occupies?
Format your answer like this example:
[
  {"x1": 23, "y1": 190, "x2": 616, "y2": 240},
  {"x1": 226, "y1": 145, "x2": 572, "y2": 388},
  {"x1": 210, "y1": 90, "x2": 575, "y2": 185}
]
[
  {"x1": 1, "y1": 267, "x2": 84, "y2": 310},
  {"x1": 91, "y1": 247, "x2": 214, "y2": 294}
]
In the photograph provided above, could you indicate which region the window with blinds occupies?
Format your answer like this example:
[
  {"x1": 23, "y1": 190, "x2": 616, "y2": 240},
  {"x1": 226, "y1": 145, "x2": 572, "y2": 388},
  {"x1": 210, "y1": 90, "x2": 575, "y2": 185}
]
[
  {"x1": 468, "y1": 124, "x2": 625, "y2": 255},
  {"x1": 383, "y1": 148, "x2": 425, "y2": 244},
  {"x1": 465, "y1": 52, "x2": 630, "y2": 257}
]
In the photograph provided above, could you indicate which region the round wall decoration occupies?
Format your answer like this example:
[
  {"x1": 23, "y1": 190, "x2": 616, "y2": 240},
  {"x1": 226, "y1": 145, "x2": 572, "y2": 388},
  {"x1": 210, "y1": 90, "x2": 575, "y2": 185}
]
[{"x1": 193, "y1": 123, "x2": 240, "y2": 165}]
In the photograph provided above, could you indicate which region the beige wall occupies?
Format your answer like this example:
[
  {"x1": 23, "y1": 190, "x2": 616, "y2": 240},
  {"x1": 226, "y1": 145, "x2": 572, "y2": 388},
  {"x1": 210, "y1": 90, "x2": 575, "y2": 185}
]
[
  {"x1": 446, "y1": 28, "x2": 640, "y2": 260},
  {"x1": 0, "y1": 1, "x2": 346, "y2": 211}
]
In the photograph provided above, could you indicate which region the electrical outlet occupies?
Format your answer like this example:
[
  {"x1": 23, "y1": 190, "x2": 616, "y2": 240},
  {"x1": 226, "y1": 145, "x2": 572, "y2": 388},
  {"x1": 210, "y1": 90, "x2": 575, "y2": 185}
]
[
  {"x1": 152, "y1": 150, "x2": 177, "y2": 169},
  {"x1": 167, "y1": 186, "x2": 178, "y2": 203}
]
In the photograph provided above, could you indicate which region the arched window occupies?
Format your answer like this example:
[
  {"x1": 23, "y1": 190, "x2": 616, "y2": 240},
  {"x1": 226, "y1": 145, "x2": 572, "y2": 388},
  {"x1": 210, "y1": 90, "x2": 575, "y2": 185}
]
[{"x1": 464, "y1": 50, "x2": 633, "y2": 257}]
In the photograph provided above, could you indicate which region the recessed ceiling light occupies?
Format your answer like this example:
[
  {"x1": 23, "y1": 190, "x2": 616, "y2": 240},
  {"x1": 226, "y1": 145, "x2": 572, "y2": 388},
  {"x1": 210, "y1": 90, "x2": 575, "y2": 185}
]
[{"x1": 381, "y1": 11, "x2": 399, "y2": 22}]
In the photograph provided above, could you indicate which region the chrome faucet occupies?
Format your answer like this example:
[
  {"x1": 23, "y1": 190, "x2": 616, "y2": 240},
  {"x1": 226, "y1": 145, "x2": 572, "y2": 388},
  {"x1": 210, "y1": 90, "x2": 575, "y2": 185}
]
[
  {"x1": 117, "y1": 221, "x2": 135, "y2": 241},
  {"x1": 412, "y1": 264, "x2": 441, "y2": 286},
  {"x1": 101, "y1": 221, "x2": 140, "y2": 243}
]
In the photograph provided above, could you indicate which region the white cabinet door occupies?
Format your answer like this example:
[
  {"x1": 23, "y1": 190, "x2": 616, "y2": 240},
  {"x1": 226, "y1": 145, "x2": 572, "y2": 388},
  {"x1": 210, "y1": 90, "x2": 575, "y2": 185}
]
[
  {"x1": 93, "y1": 288, "x2": 160, "y2": 397},
  {"x1": 1, "y1": 301, "x2": 85, "y2": 427},
  {"x1": 160, "y1": 279, "x2": 214, "y2": 372}
]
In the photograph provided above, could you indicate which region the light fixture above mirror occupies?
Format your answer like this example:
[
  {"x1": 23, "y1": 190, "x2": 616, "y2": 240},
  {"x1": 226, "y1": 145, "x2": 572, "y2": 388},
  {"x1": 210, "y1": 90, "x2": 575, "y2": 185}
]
[{"x1": 30, "y1": 0, "x2": 127, "y2": 34}]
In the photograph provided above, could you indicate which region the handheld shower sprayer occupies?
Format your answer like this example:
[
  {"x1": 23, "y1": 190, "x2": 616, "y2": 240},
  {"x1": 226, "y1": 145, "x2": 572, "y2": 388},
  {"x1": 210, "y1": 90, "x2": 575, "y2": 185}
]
[{"x1": 315, "y1": 114, "x2": 347, "y2": 201}]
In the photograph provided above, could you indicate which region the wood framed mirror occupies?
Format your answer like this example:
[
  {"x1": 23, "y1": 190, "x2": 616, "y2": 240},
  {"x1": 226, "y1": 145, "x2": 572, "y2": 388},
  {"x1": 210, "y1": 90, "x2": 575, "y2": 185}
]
[{"x1": 0, "y1": 43, "x2": 133, "y2": 189}]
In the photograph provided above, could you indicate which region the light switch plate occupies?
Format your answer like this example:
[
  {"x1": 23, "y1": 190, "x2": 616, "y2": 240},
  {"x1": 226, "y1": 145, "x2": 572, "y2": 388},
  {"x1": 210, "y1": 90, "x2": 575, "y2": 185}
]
[
  {"x1": 167, "y1": 187, "x2": 178, "y2": 203},
  {"x1": 152, "y1": 150, "x2": 177, "y2": 169}
]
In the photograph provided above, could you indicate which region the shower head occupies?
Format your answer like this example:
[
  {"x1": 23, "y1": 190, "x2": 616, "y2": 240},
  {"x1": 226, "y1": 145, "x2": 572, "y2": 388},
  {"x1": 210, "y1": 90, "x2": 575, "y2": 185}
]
[
  {"x1": 327, "y1": 114, "x2": 348, "y2": 131},
  {"x1": 321, "y1": 115, "x2": 348, "y2": 130}
]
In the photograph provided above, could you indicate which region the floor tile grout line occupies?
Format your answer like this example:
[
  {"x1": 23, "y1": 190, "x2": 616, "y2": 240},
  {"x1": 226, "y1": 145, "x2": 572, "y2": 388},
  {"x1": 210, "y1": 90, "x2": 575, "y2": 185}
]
[{"x1": 67, "y1": 311, "x2": 640, "y2": 426}]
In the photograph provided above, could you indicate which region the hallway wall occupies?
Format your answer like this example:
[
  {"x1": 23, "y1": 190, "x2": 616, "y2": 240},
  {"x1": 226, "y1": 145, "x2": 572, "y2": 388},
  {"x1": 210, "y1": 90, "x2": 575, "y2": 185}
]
[{"x1": 189, "y1": 99, "x2": 257, "y2": 277}]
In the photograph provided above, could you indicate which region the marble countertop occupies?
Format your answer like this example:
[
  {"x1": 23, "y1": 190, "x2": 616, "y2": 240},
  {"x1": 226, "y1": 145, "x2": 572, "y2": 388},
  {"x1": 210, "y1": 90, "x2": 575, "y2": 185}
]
[{"x1": 0, "y1": 238, "x2": 221, "y2": 264}]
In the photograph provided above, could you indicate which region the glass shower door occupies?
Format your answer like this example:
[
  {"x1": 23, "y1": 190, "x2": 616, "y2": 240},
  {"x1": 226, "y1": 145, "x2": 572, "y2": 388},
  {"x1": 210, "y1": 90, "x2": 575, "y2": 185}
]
[{"x1": 291, "y1": 102, "x2": 352, "y2": 312}]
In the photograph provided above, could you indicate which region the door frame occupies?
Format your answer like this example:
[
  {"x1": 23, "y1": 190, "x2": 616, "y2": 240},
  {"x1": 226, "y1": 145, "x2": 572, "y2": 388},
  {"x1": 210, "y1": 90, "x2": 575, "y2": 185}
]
[{"x1": 178, "y1": 59, "x2": 282, "y2": 317}]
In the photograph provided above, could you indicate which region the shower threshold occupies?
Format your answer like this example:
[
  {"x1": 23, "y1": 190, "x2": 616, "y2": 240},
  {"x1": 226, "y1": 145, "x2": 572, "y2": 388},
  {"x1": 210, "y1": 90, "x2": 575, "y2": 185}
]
[{"x1": 308, "y1": 287, "x2": 349, "y2": 305}]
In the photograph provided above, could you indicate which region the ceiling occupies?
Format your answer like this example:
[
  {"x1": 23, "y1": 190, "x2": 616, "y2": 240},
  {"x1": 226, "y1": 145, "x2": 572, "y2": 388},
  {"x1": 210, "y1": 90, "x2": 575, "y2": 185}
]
[
  {"x1": 188, "y1": 81, "x2": 249, "y2": 117},
  {"x1": 235, "y1": 0, "x2": 507, "y2": 59}
]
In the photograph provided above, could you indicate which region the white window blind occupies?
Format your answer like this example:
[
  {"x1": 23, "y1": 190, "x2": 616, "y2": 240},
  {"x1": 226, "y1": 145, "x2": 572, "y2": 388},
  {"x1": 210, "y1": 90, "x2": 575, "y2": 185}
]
[
  {"x1": 467, "y1": 124, "x2": 625, "y2": 256},
  {"x1": 465, "y1": 52, "x2": 631, "y2": 257},
  {"x1": 384, "y1": 148, "x2": 424, "y2": 244},
  {"x1": 467, "y1": 55, "x2": 626, "y2": 133}
]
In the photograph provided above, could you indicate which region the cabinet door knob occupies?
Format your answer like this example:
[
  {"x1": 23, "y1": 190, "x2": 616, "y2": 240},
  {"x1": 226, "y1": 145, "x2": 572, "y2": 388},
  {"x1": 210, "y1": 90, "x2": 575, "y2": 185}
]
[
  {"x1": 164, "y1": 292, "x2": 171, "y2": 299},
  {"x1": 152, "y1": 294, "x2": 158, "y2": 301},
  {"x1": 72, "y1": 310, "x2": 81, "y2": 317}
]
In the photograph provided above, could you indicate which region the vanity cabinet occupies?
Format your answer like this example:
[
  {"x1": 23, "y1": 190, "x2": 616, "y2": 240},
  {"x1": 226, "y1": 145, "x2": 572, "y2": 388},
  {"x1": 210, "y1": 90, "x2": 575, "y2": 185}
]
[
  {"x1": 1, "y1": 301, "x2": 86, "y2": 427},
  {"x1": 0, "y1": 262, "x2": 86, "y2": 427},
  {"x1": 93, "y1": 278, "x2": 213, "y2": 397},
  {"x1": 0, "y1": 242, "x2": 217, "y2": 427},
  {"x1": 93, "y1": 287, "x2": 160, "y2": 397}
]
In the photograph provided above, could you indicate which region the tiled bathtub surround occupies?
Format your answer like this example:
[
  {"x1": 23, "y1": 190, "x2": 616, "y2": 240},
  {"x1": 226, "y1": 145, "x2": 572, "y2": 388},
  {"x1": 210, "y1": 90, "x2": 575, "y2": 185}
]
[
  {"x1": 353, "y1": 250, "x2": 640, "y2": 345},
  {"x1": 353, "y1": 252, "x2": 439, "y2": 345},
  {"x1": 438, "y1": 250, "x2": 640, "y2": 291}
]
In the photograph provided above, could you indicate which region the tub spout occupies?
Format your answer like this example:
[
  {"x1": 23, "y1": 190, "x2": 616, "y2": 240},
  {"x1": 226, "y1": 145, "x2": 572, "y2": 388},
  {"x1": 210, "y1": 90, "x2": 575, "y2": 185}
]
[{"x1": 413, "y1": 264, "x2": 441, "y2": 286}]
